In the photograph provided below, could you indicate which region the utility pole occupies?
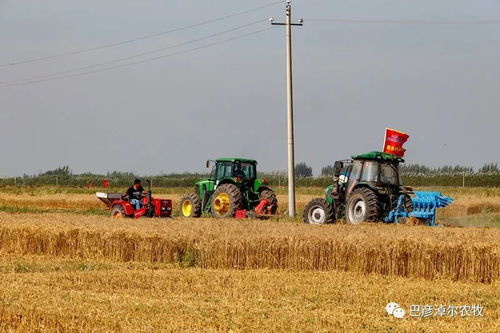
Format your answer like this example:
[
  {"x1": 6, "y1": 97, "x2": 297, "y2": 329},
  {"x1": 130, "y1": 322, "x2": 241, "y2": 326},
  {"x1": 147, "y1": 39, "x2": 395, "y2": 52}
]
[{"x1": 271, "y1": 0, "x2": 303, "y2": 217}]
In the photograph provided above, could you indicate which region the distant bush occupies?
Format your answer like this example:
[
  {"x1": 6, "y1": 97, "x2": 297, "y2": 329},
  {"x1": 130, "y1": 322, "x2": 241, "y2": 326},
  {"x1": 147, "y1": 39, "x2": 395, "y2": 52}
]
[{"x1": 1, "y1": 163, "x2": 499, "y2": 188}]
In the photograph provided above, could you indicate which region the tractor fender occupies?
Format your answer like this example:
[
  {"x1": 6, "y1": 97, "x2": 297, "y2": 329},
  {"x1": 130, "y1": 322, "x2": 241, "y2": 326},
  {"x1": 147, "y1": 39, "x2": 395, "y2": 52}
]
[
  {"x1": 325, "y1": 185, "x2": 336, "y2": 205},
  {"x1": 216, "y1": 179, "x2": 238, "y2": 189},
  {"x1": 253, "y1": 178, "x2": 272, "y2": 193},
  {"x1": 256, "y1": 185, "x2": 272, "y2": 193},
  {"x1": 112, "y1": 201, "x2": 134, "y2": 216},
  {"x1": 346, "y1": 183, "x2": 378, "y2": 201}
]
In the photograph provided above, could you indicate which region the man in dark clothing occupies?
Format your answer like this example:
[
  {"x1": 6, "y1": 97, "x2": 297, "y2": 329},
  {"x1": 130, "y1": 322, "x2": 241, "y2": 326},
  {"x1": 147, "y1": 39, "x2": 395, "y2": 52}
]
[{"x1": 124, "y1": 179, "x2": 145, "y2": 210}]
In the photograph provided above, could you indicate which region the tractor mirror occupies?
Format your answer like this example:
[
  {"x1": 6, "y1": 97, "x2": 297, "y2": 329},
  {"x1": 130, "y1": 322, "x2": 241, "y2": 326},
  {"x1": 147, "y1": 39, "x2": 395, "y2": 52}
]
[
  {"x1": 206, "y1": 160, "x2": 210, "y2": 168},
  {"x1": 334, "y1": 161, "x2": 343, "y2": 177}
]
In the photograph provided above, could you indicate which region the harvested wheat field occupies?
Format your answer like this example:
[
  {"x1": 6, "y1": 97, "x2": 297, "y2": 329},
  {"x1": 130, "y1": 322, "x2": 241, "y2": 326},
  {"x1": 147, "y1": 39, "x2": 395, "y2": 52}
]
[
  {"x1": 0, "y1": 254, "x2": 497, "y2": 332},
  {"x1": 0, "y1": 187, "x2": 499, "y2": 331}
]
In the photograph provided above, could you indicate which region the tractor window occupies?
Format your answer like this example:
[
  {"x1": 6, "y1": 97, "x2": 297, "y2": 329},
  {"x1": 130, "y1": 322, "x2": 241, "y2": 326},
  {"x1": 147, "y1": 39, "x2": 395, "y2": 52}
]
[
  {"x1": 361, "y1": 161, "x2": 379, "y2": 182},
  {"x1": 239, "y1": 162, "x2": 256, "y2": 180},
  {"x1": 348, "y1": 161, "x2": 362, "y2": 182},
  {"x1": 380, "y1": 163, "x2": 400, "y2": 185},
  {"x1": 215, "y1": 162, "x2": 233, "y2": 180}
]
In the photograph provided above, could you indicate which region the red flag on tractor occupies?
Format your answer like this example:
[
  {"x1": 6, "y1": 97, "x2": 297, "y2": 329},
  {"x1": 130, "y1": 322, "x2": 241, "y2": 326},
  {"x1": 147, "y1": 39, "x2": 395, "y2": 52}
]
[{"x1": 383, "y1": 128, "x2": 409, "y2": 157}]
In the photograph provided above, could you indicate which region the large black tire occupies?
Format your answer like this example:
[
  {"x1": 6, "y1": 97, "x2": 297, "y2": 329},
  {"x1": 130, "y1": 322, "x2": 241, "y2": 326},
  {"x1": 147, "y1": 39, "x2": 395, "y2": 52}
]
[
  {"x1": 259, "y1": 188, "x2": 278, "y2": 214},
  {"x1": 211, "y1": 183, "x2": 243, "y2": 218},
  {"x1": 180, "y1": 192, "x2": 202, "y2": 218},
  {"x1": 303, "y1": 198, "x2": 335, "y2": 224},
  {"x1": 403, "y1": 195, "x2": 414, "y2": 212},
  {"x1": 111, "y1": 205, "x2": 127, "y2": 219},
  {"x1": 345, "y1": 188, "x2": 381, "y2": 224},
  {"x1": 398, "y1": 194, "x2": 414, "y2": 224}
]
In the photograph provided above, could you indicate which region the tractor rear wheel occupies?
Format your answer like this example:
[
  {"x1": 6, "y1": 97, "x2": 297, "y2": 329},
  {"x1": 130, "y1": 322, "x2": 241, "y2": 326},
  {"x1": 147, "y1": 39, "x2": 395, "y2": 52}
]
[
  {"x1": 303, "y1": 198, "x2": 335, "y2": 224},
  {"x1": 211, "y1": 183, "x2": 243, "y2": 218},
  {"x1": 403, "y1": 195, "x2": 414, "y2": 212},
  {"x1": 111, "y1": 205, "x2": 127, "y2": 219},
  {"x1": 180, "y1": 192, "x2": 202, "y2": 218},
  {"x1": 398, "y1": 194, "x2": 414, "y2": 224},
  {"x1": 259, "y1": 188, "x2": 278, "y2": 214},
  {"x1": 345, "y1": 188, "x2": 381, "y2": 224}
]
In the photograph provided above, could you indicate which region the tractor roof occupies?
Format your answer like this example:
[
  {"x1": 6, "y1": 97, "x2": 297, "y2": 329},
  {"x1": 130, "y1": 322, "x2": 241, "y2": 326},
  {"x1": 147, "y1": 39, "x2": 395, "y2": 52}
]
[
  {"x1": 216, "y1": 158, "x2": 257, "y2": 164},
  {"x1": 351, "y1": 151, "x2": 404, "y2": 163}
]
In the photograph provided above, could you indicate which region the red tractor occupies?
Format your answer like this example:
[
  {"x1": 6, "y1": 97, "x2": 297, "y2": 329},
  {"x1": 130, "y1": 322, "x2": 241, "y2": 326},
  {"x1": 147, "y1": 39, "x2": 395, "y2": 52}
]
[{"x1": 96, "y1": 181, "x2": 172, "y2": 218}]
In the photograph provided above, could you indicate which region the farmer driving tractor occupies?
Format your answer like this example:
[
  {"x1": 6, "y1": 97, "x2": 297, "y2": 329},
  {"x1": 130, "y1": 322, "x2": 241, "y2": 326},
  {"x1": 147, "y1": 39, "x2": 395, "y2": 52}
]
[{"x1": 123, "y1": 179, "x2": 145, "y2": 210}]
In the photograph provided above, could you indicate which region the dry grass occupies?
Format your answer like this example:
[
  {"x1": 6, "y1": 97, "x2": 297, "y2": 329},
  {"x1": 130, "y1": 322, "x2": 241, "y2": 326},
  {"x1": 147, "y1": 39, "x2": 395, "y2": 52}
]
[
  {"x1": 2, "y1": 186, "x2": 500, "y2": 220},
  {"x1": 0, "y1": 254, "x2": 498, "y2": 332},
  {"x1": 0, "y1": 213, "x2": 498, "y2": 283},
  {"x1": 0, "y1": 193, "x2": 101, "y2": 211}
]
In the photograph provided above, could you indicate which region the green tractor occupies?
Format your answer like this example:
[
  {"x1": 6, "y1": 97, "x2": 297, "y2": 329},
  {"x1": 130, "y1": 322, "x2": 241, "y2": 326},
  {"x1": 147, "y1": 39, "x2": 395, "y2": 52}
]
[
  {"x1": 304, "y1": 151, "x2": 413, "y2": 224},
  {"x1": 180, "y1": 158, "x2": 278, "y2": 218}
]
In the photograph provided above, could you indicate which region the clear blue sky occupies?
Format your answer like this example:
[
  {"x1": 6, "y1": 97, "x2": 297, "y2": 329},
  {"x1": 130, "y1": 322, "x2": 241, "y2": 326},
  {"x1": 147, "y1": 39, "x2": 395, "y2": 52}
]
[{"x1": 1, "y1": 0, "x2": 499, "y2": 176}]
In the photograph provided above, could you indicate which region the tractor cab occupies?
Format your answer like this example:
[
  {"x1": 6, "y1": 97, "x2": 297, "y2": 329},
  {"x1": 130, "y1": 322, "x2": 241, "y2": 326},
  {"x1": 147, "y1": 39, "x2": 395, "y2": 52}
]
[
  {"x1": 342, "y1": 152, "x2": 405, "y2": 197},
  {"x1": 210, "y1": 158, "x2": 257, "y2": 183}
]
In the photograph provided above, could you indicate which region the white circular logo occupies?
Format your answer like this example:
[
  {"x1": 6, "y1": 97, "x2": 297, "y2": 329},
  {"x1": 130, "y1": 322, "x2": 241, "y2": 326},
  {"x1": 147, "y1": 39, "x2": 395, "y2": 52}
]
[
  {"x1": 393, "y1": 307, "x2": 406, "y2": 319},
  {"x1": 386, "y1": 302, "x2": 399, "y2": 315},
  {"x1": 386, "y1": 302, "x2": 405, "y2": 319}
]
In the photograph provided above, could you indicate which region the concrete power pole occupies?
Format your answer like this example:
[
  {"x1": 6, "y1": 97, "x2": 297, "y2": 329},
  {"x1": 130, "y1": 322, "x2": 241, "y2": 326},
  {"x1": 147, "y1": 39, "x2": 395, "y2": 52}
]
[{"x1": 271, "y1": 0, "x2": 303, "y2": 217}]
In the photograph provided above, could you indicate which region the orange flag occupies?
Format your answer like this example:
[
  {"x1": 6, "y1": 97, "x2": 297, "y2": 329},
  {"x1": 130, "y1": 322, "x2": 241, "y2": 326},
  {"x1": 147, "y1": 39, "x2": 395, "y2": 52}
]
[{"x1": 383, "y1": 128, "x2": 409, "y2": 157}]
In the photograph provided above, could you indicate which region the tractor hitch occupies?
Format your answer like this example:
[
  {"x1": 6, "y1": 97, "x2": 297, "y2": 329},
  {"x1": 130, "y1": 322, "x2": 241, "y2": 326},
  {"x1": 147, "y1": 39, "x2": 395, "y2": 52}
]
[{"x1": 235, "y1": 199, "x2": 274, "y2": 219}]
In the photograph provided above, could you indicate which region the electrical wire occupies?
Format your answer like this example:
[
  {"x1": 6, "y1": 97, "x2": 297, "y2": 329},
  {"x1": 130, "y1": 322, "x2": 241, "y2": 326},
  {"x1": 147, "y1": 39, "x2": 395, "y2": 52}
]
[
  {"x1": 0, "y1": 0, "x2": 281, "y2": 68},
  {"x1": 0, "y1": 27, "x2": 273, "y2": 88},
  {"x1": 305, "y1": 18, "x2": 500, "y2": 25},
  {"x1": 0, "y1": 19, "x2": 266, "y2": 86}
]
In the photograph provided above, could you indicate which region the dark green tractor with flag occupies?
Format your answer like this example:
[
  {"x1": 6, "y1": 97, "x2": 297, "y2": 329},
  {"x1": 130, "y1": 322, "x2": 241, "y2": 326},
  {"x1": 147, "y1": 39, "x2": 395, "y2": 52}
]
[
  {"x1": 303, "y1": 151, "x2": 453, "y2": 225},
  {"x1": 180, "y1": 158, "x2": 278, "y2": 218},
  {"x1": 303, "y1": 152, "x2": 414, "y2": 224}
]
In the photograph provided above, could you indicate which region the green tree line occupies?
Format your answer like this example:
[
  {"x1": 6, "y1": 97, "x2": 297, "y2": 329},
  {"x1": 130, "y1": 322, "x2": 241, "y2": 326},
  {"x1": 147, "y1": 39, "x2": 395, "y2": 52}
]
[{"x1": 1, "y1": 163, "x2": 500, "y2": 188}]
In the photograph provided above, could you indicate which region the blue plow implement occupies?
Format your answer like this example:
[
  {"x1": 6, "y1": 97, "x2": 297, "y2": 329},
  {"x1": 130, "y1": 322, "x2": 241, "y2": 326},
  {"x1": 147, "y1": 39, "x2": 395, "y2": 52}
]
[{"x1": 385, "y1": 191, "x2": 454, "y2": 226}]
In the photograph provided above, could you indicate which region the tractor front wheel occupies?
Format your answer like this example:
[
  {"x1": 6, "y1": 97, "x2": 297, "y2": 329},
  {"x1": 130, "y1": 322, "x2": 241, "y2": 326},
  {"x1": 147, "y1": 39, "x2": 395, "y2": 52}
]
[
  {"x1": 111, "y1": 205, "x2": 127, "y2": 219},
  {"x1": 211, "y1": 183, "x2": 243, "y2": 218},
  {"x1": 345, "y1": 188, "x2": 381, "y2": 224},
  {"x1": 303, "y1": 198, "x2": 335, "y2": 224},
  {"x1": 180, "y1": 192, "x2": 202, "y2": 218}
]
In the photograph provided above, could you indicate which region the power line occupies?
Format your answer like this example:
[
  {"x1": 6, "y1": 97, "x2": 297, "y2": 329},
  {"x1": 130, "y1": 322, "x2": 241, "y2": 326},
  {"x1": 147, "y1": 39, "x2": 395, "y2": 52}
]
[
  {"x1": 0, "y1": 0, "x2": 282, "y2": 68},
  {"x1": 305, "y1": 18, "x2": 500, "y2": 25},
  {"x1": 0, "y1": 27, "x2": 273, "y2": 88},
  {"x1": 1, "y1": 19, "x2": 266, "y2": 86}
]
